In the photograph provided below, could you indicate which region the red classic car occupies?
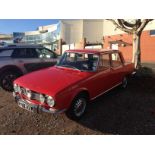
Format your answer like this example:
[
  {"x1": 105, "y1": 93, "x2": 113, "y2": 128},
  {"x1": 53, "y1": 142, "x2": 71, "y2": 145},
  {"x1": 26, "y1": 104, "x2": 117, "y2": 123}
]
[{"x1": 13, "y1": 49, "x2": 134, "y2": 120}]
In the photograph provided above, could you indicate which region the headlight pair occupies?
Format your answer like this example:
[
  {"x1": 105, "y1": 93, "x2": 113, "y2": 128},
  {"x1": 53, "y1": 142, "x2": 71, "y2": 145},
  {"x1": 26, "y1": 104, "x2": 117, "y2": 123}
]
[
  {"x1": 13, "y1": 84, "x2": 55, "y2": 108},
  {"x1": 39, "y1": 94, "x2": 55, "y2": 107}
]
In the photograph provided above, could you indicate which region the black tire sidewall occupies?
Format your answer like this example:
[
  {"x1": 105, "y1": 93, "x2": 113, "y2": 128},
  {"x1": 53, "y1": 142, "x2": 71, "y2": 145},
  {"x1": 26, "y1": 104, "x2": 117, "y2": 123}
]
[
  {"x1": 0, "y1": 71, "x2": 19, "y2": 91},
  {"x1": 122, "y1": 76, "x2": 128, "y2": 88},
  {"x1": 66, "y1": 95, "x2": 88, "y2": 120}
]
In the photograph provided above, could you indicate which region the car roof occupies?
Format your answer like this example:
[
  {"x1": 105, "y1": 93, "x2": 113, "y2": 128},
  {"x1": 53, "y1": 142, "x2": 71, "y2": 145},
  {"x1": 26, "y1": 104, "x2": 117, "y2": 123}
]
[
  {"x1": 65, "y1": 49, "x2": 119, "y2": 54},
  {"x1": 0, "y1": 44, "x2": 44, "y2": 49}
]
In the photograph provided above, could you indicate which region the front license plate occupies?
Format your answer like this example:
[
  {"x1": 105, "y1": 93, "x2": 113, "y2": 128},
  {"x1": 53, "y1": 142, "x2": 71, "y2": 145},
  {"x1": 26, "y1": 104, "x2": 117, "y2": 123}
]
[{"x1": 18, "y1": 100, "x2": 35, "y2": 112}]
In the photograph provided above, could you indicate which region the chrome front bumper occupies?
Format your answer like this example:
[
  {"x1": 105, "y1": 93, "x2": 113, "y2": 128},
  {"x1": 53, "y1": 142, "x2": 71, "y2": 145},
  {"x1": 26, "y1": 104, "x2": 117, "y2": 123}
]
[{"x1": 13, "y1": 92, "x2": 66, "y2": 114}]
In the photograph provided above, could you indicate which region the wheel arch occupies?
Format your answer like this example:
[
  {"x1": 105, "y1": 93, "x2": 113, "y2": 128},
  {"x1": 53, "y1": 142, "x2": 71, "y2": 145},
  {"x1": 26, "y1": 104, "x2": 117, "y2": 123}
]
[
  {"x1": 0, "y1": 65, "x2": 23, "y2": 78},
  {"x1": 71, "y1": 88, "x2": 90, "y2": 105}
]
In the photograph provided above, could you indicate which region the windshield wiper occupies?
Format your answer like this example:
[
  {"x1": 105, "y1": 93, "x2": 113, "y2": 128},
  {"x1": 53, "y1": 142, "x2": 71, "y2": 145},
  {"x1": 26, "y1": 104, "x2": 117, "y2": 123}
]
[{"x1": 57, "y1": 65, "x2": 81, "y2": 71}]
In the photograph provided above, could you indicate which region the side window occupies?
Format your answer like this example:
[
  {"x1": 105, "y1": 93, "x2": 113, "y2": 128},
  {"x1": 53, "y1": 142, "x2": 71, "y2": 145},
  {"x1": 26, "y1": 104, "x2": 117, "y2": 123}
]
[
  {"x1": 99, "y1": 54, "x2": 110, "y2": 70},
  {"x1": 12, "y1": 48, "x2": 27, "y2": 58},
  {"x1": 26, "y1": 48, "x2": 39, "y2": 58},
  {"x1": 0, "y1": 49, "x2": 13, "y2": 57},
  {"x1": 111, "y1": 53, "x2": 122, "y2": 68},
  {"x1": 36, "y1": 48, "x2": 56, "y2": 59}
]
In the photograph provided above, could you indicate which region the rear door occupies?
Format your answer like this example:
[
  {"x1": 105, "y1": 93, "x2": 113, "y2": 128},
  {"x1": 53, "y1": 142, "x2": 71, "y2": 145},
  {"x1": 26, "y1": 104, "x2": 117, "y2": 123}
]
[
  {"x1": 110, "y1": 52, "x2": 124, "y2": 85},
  {"x1": 12, "y1": 48, "x2": 43, "y2": 73},
  {"x1": 96, "y1": 53, "x2": 113, "y2": 93}
]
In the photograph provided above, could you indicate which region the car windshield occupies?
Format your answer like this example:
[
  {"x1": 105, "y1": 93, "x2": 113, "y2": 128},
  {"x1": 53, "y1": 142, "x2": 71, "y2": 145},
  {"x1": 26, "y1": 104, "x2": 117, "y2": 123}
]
[{"x1": 57, "y1": 52, "x2": 99, "y2": 71}]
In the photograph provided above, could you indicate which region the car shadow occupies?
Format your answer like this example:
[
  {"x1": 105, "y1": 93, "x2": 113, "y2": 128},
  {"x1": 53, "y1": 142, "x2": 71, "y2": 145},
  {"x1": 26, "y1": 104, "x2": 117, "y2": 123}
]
[{"x1": 77, "y1": 71, "x2": 155, "y2": 135}]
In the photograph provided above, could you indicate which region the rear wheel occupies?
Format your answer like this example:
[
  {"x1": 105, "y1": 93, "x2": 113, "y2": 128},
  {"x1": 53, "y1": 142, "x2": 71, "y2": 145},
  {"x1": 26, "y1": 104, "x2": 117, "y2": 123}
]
[
  {"x1": 0, "y1": 71, "x2": 20, "y2": 91},
  {"x1": 122, "y1": 76, "x2": 128, "y2": 88},
  {"x1": 66, "y1": 95, "x2": 88, "y2": 120}
]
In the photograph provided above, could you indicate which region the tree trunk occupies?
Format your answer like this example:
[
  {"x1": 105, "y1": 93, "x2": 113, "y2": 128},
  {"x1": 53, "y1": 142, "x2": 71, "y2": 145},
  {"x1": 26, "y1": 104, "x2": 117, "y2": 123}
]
[{"x1": 132, "y1": 33, "x2": 141, "y2": 69}]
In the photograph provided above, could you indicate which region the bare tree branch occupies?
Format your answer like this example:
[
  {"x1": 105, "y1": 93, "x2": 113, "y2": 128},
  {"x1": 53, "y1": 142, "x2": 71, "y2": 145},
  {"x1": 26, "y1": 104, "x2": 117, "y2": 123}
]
[
  {"x1": 123, "y1": 19, "x2": 141, "y2": 28},
  {"x1": 117, "y1": 19, "x2": 127, "y2": 28},
  {"x1": 107, "y1": 19, "x2": 133, "y2": 34},
  {"x1": 137, "y1": 19, "x2": 153, "y2": 34},
  {"x1": 108, "y1": 19, "x2": 153, "y2": 34}
]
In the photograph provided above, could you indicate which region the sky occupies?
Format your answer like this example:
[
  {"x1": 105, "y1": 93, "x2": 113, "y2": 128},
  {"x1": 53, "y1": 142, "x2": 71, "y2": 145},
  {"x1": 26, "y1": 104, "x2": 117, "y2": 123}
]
[{"x1": 0, "y1": 19, "x2": 59, "y2": 34}]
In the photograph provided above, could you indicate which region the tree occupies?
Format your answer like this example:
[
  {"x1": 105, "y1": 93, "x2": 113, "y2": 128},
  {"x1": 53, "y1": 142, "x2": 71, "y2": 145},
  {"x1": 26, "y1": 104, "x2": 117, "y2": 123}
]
[{"x1": 108, "y1": 19, "x2": 153, "y2": 69}]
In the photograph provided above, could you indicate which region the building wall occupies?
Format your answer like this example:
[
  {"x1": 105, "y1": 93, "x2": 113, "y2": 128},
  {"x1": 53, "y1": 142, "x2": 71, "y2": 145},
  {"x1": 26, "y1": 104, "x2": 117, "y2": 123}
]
[
  {"x1": 38, "y1": 24, "x2": 57, "y2": 32},
  {"x1": 103, "y1": 20, "x2": 124, "y2": 36},
  {"x1": 60, "y1": 20, "x2": 83, "y2": 44},
  {"x1": 60, "y1": 19, "x2": 104, "y2": 44},
  {"x1": 104, "y1": 30, "x2": 155, "y2": 63},
  {"x1": 83, "y1": 19, "x2": 103, "y2": 43},
  {"x1": 103, "y1": 20, "x2": 155, "y2": 36},
  {"x1": 25, "y1": 31, "x2": 40, "y2": 35}
]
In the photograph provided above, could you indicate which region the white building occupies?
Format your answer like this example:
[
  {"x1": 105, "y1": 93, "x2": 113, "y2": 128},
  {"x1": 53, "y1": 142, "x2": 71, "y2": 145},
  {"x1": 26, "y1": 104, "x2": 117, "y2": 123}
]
[
  {"x1": 60, "y1": 19, "x2": 104, "y2": 44},
  {"x1": 60, "y1": 19, "x2": 155, "y2": 43}
]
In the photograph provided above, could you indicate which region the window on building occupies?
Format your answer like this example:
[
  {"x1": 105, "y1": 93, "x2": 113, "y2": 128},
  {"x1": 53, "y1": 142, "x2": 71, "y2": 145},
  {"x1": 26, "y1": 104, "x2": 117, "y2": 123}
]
[
  {"x1": 150, "y1": 30, "x2": 155, "y2": 36},
  {"x1": 111, "y1": 53, "x2": 122, "y2": 68},
  {"x1": 99, "y1": 54, "x2": 110, "y2": 70}
]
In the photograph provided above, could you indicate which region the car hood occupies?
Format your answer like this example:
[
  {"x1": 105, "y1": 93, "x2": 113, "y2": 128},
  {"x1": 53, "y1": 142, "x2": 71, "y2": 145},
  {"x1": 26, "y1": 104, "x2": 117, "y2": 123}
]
[{"x1": 15, "y1": 66, "x2": 92, "y2": 96}]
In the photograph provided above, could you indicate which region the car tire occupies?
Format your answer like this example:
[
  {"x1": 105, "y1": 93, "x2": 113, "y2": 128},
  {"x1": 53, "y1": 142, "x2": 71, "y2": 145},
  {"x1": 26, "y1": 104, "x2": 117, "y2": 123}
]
[
  {"x1": 66, "y1": 94, "x2": 88, "y2": 120},
  {"x1": 122, "y1": 76, "x2": 128, "y2": 88},
  {"x1": 0, "y1": 71, "x2": 20, "y2": 91}
]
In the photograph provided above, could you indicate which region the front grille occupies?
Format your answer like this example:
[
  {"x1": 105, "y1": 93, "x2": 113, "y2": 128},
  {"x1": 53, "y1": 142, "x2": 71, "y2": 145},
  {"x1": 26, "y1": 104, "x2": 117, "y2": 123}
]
[{"x1": 19, "y1": 86, "x2": 41, "y2": 102}]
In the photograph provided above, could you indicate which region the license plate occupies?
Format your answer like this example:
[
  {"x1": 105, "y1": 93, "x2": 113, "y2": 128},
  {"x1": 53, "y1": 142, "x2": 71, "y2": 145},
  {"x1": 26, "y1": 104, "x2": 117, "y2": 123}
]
[{"x1": 18, "y1": 100, "x2": 35, "y2": 112}]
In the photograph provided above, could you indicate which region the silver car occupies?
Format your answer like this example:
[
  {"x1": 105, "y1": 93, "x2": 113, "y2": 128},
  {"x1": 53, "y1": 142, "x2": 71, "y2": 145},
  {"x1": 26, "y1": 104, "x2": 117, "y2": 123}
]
[{"x1": 0, "y1": 44, "x2": 58, "y2": 91}]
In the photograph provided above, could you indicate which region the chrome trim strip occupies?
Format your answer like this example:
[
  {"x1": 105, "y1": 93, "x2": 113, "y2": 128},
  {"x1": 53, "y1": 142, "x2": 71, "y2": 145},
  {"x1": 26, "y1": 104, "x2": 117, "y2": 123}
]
[
  {"x1": 91, "y1": 82, "x2": 122, "y2": 101},
  {"x1": 41, "y1": 108, "x2": 66, "y2": 114}
]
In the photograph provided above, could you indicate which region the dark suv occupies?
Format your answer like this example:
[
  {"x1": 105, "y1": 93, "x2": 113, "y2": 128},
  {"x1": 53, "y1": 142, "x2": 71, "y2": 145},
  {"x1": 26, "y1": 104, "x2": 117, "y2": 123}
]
[{"x1": 0, "y1": 44, "x2": 58, "y2": 91}]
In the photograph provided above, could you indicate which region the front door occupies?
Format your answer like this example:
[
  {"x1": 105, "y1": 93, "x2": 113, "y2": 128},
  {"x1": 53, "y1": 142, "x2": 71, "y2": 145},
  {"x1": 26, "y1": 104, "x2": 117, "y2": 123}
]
[
  {"x1": 36, "y1": 48, "x2": 58, "y2": 69},
  {"x1": 88, "y1": 53, "x2": 112, "y2": 99}
]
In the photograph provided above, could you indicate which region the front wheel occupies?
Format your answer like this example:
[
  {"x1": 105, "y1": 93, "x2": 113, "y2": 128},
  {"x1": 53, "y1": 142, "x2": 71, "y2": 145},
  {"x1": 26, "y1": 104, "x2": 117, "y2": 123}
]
[{"x1": 66, "y1": 95, "x2": 88, "y2": 120}]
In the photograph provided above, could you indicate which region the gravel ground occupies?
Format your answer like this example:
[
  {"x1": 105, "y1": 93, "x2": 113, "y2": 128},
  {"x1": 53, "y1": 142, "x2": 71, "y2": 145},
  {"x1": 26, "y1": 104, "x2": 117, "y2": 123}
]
[{"x1": 0, "y1": 69, "x2": 155, "y2": 135}]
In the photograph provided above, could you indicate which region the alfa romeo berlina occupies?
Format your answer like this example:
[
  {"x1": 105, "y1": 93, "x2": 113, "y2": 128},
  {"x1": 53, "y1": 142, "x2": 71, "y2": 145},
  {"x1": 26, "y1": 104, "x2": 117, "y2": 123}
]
[{"x1": 13, "y1": 49, "x2": 134, "y2": 120}]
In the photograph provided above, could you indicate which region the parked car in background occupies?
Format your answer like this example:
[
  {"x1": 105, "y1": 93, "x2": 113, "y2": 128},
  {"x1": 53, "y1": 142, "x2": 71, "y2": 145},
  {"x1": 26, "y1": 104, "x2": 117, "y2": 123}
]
[
  {"x1": 0, "y1": 44, "x2": 58, "y2": 91},
  {"x1": 13, "y1": 49, "x2": 134, "y2": 120}
]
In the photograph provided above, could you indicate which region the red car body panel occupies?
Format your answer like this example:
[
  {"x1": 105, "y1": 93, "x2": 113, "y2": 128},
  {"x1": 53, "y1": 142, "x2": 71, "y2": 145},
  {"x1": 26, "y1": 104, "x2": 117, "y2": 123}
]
[{"x1": 14, "y1": 49, "x2": 134, "y2": 112}]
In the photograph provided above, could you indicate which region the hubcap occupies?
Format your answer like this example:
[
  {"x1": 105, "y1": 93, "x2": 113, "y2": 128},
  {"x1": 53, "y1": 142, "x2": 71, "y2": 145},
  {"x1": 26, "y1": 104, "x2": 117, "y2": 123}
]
[
  {"x1": 2, "y1": 74, "x2": 17, "y2": 90},
  {"x1": 74, "y1": 98, "x2": 86, "y2": 117},
  {"x1": 122, "y1": 77, "x2": 127, "y2": 88}
]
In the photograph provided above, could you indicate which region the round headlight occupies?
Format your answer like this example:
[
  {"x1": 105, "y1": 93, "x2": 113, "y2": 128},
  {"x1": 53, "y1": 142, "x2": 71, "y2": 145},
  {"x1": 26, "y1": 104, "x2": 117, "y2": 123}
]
[
  {"x1": 46, "y1": 96, "x2": 55, "y2": 107},
  {"x1": 39, "y1": 94, "x2": 45, "y2": 104},
  {"x1": 26, "y1": 89, "x2": 31, "y2": 99},
  {"x1": 13, "y1": 84, "x2": 18, "y2": 92},
  {"x1": 18, "y1": 86, "x2": 22, "y2": 94},
  {"x1": 14, "y1": 84, "x2": 21, "y2": 93}
]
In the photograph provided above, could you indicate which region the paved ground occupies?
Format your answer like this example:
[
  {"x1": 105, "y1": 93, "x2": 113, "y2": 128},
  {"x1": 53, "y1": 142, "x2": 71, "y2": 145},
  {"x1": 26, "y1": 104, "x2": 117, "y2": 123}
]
[{"x1": 0, "y1": 67, "x2": 155, "y2": 135}]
